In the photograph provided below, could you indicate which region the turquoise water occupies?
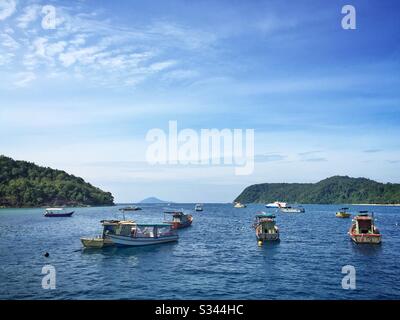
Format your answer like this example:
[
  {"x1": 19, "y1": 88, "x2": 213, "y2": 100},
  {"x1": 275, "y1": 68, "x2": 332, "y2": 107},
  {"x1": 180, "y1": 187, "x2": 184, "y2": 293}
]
[{"x1": 0, "y1": 204, "x2": 399, "y2": 299}]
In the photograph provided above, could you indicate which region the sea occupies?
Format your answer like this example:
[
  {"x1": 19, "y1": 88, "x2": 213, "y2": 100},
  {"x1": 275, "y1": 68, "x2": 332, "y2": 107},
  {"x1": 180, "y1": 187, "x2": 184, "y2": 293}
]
[{"x1": 0, "y1": 204, "x2": 399, "y2": 300}]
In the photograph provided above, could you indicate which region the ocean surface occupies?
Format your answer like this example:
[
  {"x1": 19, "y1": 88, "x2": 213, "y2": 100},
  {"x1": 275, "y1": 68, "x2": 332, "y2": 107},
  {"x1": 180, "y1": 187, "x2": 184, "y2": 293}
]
[{"x1": 0, "y1": 204, "x2": 399, "y2": 300}]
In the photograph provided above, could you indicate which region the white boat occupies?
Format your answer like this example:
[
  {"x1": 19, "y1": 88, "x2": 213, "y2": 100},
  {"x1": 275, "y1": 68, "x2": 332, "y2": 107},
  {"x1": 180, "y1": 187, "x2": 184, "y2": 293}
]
[
  {"x1": 194, "y1": 204, "x2": 203, "y2": 211},
  {"x1": 265, "y1": 201, "x2": 287, "y2": 208},
  {"x1": 279, "y1": 206, "x2": 305, "y2": 213},
  {"x1": 107, "y1": 223, "x2": 178, "y2": 247},
  {"x1": 234, "y1": 202, "x2": 246, "y2": 208}
]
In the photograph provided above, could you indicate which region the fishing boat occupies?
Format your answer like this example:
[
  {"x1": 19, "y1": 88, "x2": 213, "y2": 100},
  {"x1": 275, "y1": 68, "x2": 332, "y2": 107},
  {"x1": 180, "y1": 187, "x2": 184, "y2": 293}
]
[
  {"x1": 164, "y1": 210, "x2": 193, "y2": 229},
  {"x1": 44, "y1": 208, "x2": 74, "y2": 217},
  {"x1": 234, "y1": 202, "x2": 246, "y2": 208},
  {"x1": 265, "y1": 201, "x2": 287, "y2": 208},
  {"x1": 336, "y1": 207, "x2": 351, "y2": 218},
  {"x1": 107, "y1": 223, "x2": 179, "y2": 247},
  {"x1": 349, "y1": 211, "x2": 381, "y2": 244},
  {"x1": 253, "y1": 212, "x2": 279, "y2": 245},
  {"x1": 119, "y1": 205, "x2": 142, "y2": 211},
  {"x1": 194, "y1": 203, "x2": 203, "y2": 212},
  {"x1": 278, "y1": 205, "x2": 305, "y2": 213},
  {"x1": 80, "y1": 219, "x2": 136, "y2": 248}
]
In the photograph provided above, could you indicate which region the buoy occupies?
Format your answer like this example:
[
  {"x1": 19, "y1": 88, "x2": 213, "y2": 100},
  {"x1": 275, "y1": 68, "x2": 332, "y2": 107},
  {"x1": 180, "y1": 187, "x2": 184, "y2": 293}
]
[
  {"x1": 44, "y1": 252, "x2": 49, "y2": 257},
  {"x1": 258, "y1": 240, "x2": 263, "y2": 246}
]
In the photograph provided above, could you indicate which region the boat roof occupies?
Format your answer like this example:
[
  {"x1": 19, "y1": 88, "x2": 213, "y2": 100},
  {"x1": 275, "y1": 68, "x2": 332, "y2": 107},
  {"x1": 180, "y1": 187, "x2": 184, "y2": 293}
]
[
  {"x1": 136, "y1": 223, "x2": 172, "y2": 228},
  {"x1": 46, "y1": 208, "x2": 64, "y2": 211},
  {"x1": 355, "y1": 215, "x2": 372, "y2": 220},
  {"x1": 340, "y1": 207, "x2": 349, "y2": 210},
  {"x1": 164, "y1": 210, "x2": 184, "y2": 215},
  {"x1": 256, "y1": 212, "x2": 275, "y2": 218},
  {"x1": 101, "y1": 220, "x2": 135, "y2": 225}
]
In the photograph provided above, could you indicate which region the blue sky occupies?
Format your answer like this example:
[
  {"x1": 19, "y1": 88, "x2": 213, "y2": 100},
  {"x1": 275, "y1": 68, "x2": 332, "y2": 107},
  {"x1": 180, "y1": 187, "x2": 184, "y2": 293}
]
[{"x1": 1, "y1": 0, "x2": 399, "y2": 202}]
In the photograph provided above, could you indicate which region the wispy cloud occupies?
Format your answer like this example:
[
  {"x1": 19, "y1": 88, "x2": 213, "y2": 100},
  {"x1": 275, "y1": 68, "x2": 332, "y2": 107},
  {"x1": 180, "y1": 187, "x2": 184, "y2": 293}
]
[
  {"x1": 2, "y1": 2, "x2": 218, "y2": 88},
  {"x1": 0, "y1": 0, "x2": 16, "y2": 21},
  {"x1": 254, "y1": 153, "x2": 286, "y2": 162},
  {"x1": 364, "y1": 149, "x2": 382, "y2": 153},
  {"x1": 14, "y1": 72, "x2": 36, "y2": 87},
  {"x1": 298, "y1": 150, "x2": 323, "y2": 156},
  {"x1": 16, "y1": 4, "x2": 40, "y2": 28},
  {"x1": 302, "y1": 157, "x2": 327, "y2": 162}
]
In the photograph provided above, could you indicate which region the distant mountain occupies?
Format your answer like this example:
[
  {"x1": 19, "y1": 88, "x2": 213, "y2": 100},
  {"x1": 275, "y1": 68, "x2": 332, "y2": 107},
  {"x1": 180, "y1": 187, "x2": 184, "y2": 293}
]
[
  {"x1": 139, "y1": 197, "x2": 169, "y2": 204},
  {"x1": 234, "y1": 176, "x2": 400, "y2": 205},
  {"x1": 0, "y1": 155, "x2": 114, "y2": 208}
]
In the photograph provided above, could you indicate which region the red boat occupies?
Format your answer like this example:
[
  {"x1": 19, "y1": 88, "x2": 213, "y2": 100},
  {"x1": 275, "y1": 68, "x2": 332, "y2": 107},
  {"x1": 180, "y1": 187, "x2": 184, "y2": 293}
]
[
  {"x1": 349, "y1": 211, "x2": 381, "y2": 244},
  {"x1": 164, "y1": 210, "x2": 193, "y2": 229},
  {"x1": 44, "y1": 208, "x2": 74, "y2": 217}
]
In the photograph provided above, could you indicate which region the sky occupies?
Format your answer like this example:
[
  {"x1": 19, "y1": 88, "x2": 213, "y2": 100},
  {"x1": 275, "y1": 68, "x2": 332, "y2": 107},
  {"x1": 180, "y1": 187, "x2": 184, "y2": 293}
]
[{"x1": 0, "y1": 0, "x2": 399, "y2": 203}]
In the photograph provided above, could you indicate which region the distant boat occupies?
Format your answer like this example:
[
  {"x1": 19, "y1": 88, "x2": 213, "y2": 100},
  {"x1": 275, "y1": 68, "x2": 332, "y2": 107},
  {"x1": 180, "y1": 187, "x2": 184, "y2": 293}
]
[
  {"x1": 81, "y1": 219, "x2": 135, "y2": 248},
  {"x1": 336, "y1": 207, "x2": 351, "y2": 218},
  {"x1": 119, "y1": 205, "x2": 142, "y2": 211},
  {"x1": 164, "y1": 210, "x2": 193, "y2": 229},
  {"x1": 253, "y1": 212, "x2": 279, "y2": 245},
  {"x1": 279, "y1": 204, "x2": 305, "y2": 213},
  {"x1": 107, "y1": 223, "x2": 178, "y2": 247},
  {"x1": 234, "y1": 202, "x2": 246, "y2": 208},
  {"x1": 349, "y1": 211, "x2": 381, "y2": 244},
  {"x1": 194, "y1": 204, "x2": 203, "y2": 211},
  {"x1": 44, "y1": 208, "x2": 74, "y2": 217},
  {"x1": 265, "y1": 201, "x2": 287, "y2": 208}
]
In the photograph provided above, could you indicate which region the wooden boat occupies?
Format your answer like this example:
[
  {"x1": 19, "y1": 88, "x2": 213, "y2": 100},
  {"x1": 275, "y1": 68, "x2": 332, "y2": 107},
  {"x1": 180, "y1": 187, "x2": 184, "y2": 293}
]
[
  {"x1": 253, "y1": 212, "x2": 279, "y2": 245},
  {"x1": 336, "y1": 207, "x2": 351, "y2": 218},
  {"x1": 234, "y1": 202, "x2": 246, "y2": 208},
  {"x1": 80, "y1": 219, "x2": 136, "y2": 248},
  {"x1": 349, "y1": 211, "x2": 381, "y2": 244},
  {"x1": 119, "y1": 206, "x2": 142, "y2": 211},
  {"x1": 194, "y1": 204, "x2": 203, "y2": 212},
  {"x1": 107, "y1": 223, "x2": 179, "y2": 247},
  {"x1": 44, "y1": 208, "x2": 74, "y2": 217},
  {"x1": 164, "y1": 210, "x2": 193, "y2": 229}
]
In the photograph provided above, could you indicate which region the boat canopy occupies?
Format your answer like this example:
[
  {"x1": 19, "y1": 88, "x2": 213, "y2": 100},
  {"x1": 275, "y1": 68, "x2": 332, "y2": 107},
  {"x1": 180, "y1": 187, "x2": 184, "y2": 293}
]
[
  {"x1": 46, "y1": 208, "x2": 64, "y2": 211},
  {"x1": 256, "y1": 213, "x2": 275, "y2": 218},
  {"x1": 136, "y1": 223, "x2": 172, "y2": 228},
  {"x1": 164, "y1": 210, "x2": 184, "y2": 215},
  {"x1": 340, "y1": 207, "x2": 349, "y2": 210}
]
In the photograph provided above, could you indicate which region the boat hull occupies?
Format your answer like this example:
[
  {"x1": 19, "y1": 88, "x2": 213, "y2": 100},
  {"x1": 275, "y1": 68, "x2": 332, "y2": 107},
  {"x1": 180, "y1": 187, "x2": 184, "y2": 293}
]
[
  {"x1": 44, "y1": 211, "x2": 74, "y2": 217},
  {"x1": 256, "y1": 225, "x2": 279, "y2": 241},
  {"x1": 256, "y1": 233, "x2": 280, "y2": 241},
  {"x1": 336, "y1": 212, "x2": 351, "y2": 218},
  {"x1": 350, "y1": 233, "x2": 381, "y2": 244},
  {"x1": 108, "y1": 234, "x2": 178, "y2": 247},
  {"x1": 81, "y1": 237, "x2": 113, "y2": 248},
  {"x1": 280, "y1": 208, "x2": 304, "y2": 213}
]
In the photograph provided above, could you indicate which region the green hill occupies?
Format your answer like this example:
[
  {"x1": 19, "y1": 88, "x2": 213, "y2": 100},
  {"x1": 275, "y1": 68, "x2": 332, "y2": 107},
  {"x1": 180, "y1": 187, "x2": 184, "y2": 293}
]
[
  {"x1": 234, "y1": 176, "x2": 400, "y2": 205},
  {"x1": 0, "y1": 155, "x2": 114, "y2": 208}
]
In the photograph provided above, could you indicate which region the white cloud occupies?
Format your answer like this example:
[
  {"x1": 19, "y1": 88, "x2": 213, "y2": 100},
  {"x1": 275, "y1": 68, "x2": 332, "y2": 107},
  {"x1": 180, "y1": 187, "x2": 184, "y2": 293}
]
[
  {"x1": 0, "y1": 0, "x2": 16, "y2": 21},
  {"x1": 1, "y1": 33, "x2": 20, "y2": 49},
  {"x1": 149, "y1": 60, "x2": 176, "y2": 72},
  {"x1": 14, "y1": 72, "x2": 36, "y2": 87},
  {"x1": 17, "y1": 5, "x2": 40, "y2": 28}
]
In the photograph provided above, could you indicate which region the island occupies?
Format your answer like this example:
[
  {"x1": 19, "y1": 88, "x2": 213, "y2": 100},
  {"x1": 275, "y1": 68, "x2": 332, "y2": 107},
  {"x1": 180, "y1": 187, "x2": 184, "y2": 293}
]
[
  {"x1": 234, "y1": 176, "x2": 400, "y2": 205},
  {"x1": 139, "y1": 197, "x2": 169, "y2": 204},
  {"x1": 0, "y1": 155, "x2": 114, "y2": 208}
]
